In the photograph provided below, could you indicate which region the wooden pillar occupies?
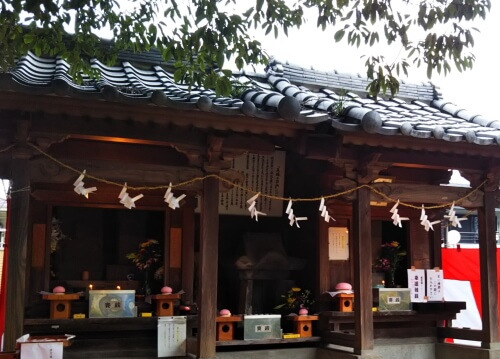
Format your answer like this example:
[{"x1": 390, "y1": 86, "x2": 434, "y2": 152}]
[
  {"x1": 162, "y1": 210, "x2": 171, "y2": 286},
  {"x1": 427, "y1": 209, "x2": 444, "y2": 268},
  {"x1": 4, "y1": 157, "x2": 30, "y2": 351},
  {"x1": 430, "y1": 220, "x2": 442, "y2": 268},
  {"x1": 197, "y1": 176, "x2": 219, "y2": 359},
  {"x1": 478, "y1": 188, "x2": 499, "y2": 347},
  {"x1": 318, "y1": 216, "x2": 330, "y2": 295},
  {"x1": 181, "y1": 202, "x2": 195, "y2": 304},
  {"x1": 352, "y1": 186, "x2": 374, "y2": 354},
  {"x1": 408, "y1": 212, "x2": 432, "y2": 269}
]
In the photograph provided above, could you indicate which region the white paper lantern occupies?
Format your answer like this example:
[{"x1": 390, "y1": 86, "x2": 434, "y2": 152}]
[{"x1": 447, "y1": 230, "x2": 461, "y2": 247}]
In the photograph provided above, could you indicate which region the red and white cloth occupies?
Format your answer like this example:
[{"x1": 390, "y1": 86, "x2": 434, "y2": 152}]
[{"x1": 442, "y1": 248, "x2": 486, "y2": 346}]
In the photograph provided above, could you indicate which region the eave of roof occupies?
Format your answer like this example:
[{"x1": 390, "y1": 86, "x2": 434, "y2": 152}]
[{"x1": 1, "y1": 52, "x2": 498, "y2": 147}]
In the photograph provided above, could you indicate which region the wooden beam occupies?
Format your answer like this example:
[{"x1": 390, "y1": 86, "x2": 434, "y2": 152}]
[
  {"x1": 342, "y1": 132, "x2": 500, "y2": 160},
  {"x1": 29, "y1": 156, "x2": 204, "y2": 189},
  {"x1": 4, "y1": 157, "x2": 30, "y2": 351},
  {"x1": 322, "y1": 331, "x2": 356, "y2": 348},
  {"x1": 478, "y1": 188, "x2": 500, "y2": 347},
  {"x1": 47, "y1": 139, "x2": 191, "y2": 166},
  {"x1": 370, "y1": 183, "x2": 483, "y2": 207},
  {"x1": 197, "y1": 176, "x2": 219, "y2": 359},
  {"x1": 352, "y1": 186, "x2": 374, "y2": 353},
  {"x1": 0, "y1": 92, "x2": 310, "y2": 138},
  {"x1": 437, "y1": 328, "x2": 483, "y2": 342}
]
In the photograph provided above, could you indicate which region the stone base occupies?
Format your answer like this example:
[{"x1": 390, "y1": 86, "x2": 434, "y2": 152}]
[
  {"x1": 318, "y1": 337, "x2": 435, "y2": 359},
  {"x1": 317, "y1": 348, "x2": 382, "y2": 359},
  {"x1": 215, "y1": 348, "x2": 317, "y2": 359},
  {"x1": 436, "y1": 343, "x2": 500, "y2": 359}
]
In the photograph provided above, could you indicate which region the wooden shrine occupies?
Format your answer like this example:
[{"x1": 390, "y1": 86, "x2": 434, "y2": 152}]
[
  {"x1": 287, "y1": 315, "x2": 319, "y2": 338},
  {"x1": 42, "y1": 293, "x2": 80, "y2": 319},
  {"x1": 334, "y1": 293, "x2": 355, "y2": 313},
  {"x1": 216, "y1": 315, "x2": 242, "y2": 341},
  {"x1": 151, "y1": 293, "x2": 182, "y2": 317},
  {"x1": 0, "y1": 51, "x2": 499, "y2": 359}
]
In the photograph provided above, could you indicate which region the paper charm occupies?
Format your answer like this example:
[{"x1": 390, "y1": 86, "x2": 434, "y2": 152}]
[
  {"x1": 164, "y1": 182, "x2": 186, "y2": 210},
  {"x1": 73, "y1": 170, "x2": 97, "y2": 198},
  {"x1": 168, "y1": 194, "x2": 186, "y2": 209},
  {"x1": 164, "y1": 183, "x2": 174, "y2": 204},
  {"x1": 285, "y1": 199, "x2": 308, "y2": 227},
  {"x1": 318, "y1": 197, "x2": 334, "y2": 223},
  {"x1": 292, "y1": 217, "x2": 308, "y2": 228},
  {"x1": 444, "y1": 201, "x2": 467, "y2": 228},
  {"x1": 319, "y1": 197, "x2": 325, "y2": 212},
  {"x1": 246, "y1": 193, "x2": 267, "y2": 221},
  {"x1": 286, "y1": 200, "x2": 295, "y2": 226},
  {"x1": 389, "y1": 199, "x2": 408, "y2": 227},
  {"x1": 419, "y1": 205, "x2": 440, "y2": 231},
  {"x1": 118, "y1": 183, "x2": 143, "y2": 209}
]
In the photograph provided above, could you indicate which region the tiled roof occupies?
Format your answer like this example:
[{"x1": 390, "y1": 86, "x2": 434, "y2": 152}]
[{"x1": 1, "y1": 52, "x2": 500, "y2": 146}]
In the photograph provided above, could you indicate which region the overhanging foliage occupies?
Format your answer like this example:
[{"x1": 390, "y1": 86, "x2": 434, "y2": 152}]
[{"x1": 0, "y1": 0, "x2": 491, "y2": 96}]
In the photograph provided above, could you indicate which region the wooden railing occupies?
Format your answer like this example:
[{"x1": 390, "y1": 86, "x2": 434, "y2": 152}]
[{"x1": 320, "y1": 301, "x2": 467, "y2": 350}]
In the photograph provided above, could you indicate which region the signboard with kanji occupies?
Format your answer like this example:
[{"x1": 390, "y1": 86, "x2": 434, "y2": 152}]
[
  {"x1": 407, "y1": 269, "x2": 426, "y2": 302},
  {"x1": 218, "y1": 151, "x2": 286, "y2": 216},
  {"x1": 426, "y1": 269, "x2": 444, "y2": 301},
  {"x1": 328, "y1": 227, "x2": 349, "y2": 260}
]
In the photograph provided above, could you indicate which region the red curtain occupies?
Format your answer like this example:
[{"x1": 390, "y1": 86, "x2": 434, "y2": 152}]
[
  {"x1": 0, "y1": 196, "x2": 10, "y2": 346},
  {"x1": 442, "y1": 247, "x2": 500, "y2": 319}
]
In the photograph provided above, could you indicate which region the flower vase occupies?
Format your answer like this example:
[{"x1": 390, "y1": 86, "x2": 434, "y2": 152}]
[
  {"x1": 385, "y1": 270, "x2": 396, "y2": 288},
  {"x1": 143, "y1": 270, "x2": 152, "y2": 296}
]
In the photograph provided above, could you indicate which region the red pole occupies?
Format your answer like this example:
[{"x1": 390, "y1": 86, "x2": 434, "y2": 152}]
[{"x1": 0, "y1": 194, "x2": 11, "y2": 349}]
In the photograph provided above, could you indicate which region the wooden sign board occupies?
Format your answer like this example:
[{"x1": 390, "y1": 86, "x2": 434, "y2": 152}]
[
  {"x1": 219, "y1": 151, "x2": 286, "y2": 217},
  {"x1": 328, "y1": 227, "x2": 349, "y2": 260}
]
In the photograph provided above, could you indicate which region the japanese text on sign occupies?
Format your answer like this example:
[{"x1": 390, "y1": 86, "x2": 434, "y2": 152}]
[
  {"x1": 328, "y1": 227, "x2": 349, "y2": 260},
  {"x1": 219, "y1": 151, "x2": 286, "y2": 216},
  {"x1": 407, "y1": 269, "x2": 426, "y2": 302},
  {"x1": 426, "y1": 269, "x2": 444, "y2": 301}
]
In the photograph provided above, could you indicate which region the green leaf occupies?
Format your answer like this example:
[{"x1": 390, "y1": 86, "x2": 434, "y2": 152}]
[
  {"x1": 34, "y1": 43, "x2": 42, "y2": 56},
  {"x1": 256, "y1": 0, "x2": 264, "y2": 12},
  {"x1": 334, "y1": 29, "x2": 345, "y2": 42},
  {"x1": 215, "y1": 76, "x2": 232, "y2": 96},
  {"x1": 23, "y1": 34, "x2": 35, "y2": 44}
]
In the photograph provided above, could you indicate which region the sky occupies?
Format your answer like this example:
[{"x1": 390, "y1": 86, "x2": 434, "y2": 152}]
[{"x1": 253, "y1": 3, "x2": 499, "y2": 120}]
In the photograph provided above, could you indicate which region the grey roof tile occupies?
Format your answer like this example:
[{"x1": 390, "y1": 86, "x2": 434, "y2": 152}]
[{"x1": 3, "y1": 52, "x2": 500, "y2": 147}]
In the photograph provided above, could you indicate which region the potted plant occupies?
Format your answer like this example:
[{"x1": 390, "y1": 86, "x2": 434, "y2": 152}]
[
  {"x1": 373, "y1": 241, "x2": 407, "y2": 288},
  {"x1": 274, "y1": 287, "x2": 315, "y2": 314},
  {"x1": 126, "y1": 239, "x2": 162, "y2": 295}
]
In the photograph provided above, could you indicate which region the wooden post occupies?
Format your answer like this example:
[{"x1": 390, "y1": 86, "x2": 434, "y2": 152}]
[
  {"x1": 162, "y1": 210, "x2": 171, "y2": 287},
  {"x1": 318, "y1": 216, "x2": 330, "y2": 296},
  {"x1": 352, "y1": 186, "x2": 374, "y2": 354},
  {"x1": 4, "y1": 157, "x2": 30, "y2": 351},
  {"x1": 197, "y1": 176, "x2": 219, "y2": 359},
  {"x1": 478, "y1": 188, "x2": 499, "y2": 347},
  {"x1": 181, "y1": 202, "x2": 196, "y2": 304}
]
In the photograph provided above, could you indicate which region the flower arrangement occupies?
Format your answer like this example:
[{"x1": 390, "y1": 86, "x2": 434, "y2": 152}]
[
  {"x1": 274, "y1": 287, "x2": 315, "y2": 311},
  {"x1": 126, "y1": 239, "x2": 162, "y2": 271},
  {"x1": 373, "y1": 241, "x2": 407, "y2": 287}
]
